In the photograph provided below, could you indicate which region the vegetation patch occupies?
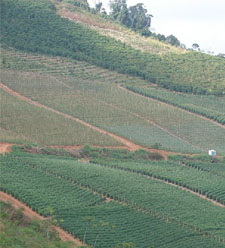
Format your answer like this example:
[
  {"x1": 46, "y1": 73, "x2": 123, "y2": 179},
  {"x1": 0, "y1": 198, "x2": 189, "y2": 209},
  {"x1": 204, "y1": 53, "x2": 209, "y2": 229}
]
[
  {"x1": 1, "y1": 149, "x2": 225, "y2": 247},
  {"x1": 0, "y1": 201, "x2": 75, "y2": 248},
  {"x1": 1, "y1": 0, "x2": 225, "y2": 94}
]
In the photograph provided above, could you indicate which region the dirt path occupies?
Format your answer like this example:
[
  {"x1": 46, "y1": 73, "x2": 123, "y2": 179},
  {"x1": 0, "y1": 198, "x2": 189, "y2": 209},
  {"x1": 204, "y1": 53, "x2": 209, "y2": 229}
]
[
  {"x1": 0, "y1": 82, "x2": 200, "y2": 159},
  {"x1": 0, "y1": 191, "x2": 86, "y2": 247},
  {"x1": 0, "y1": 82, "x2": 141, "y2": 152},
  {"x1": 118, "y1": 85, "x2": 225, "y2": 129},
  {"x1": 0, "y1": 143, "x2": 12, "y2": 155}
]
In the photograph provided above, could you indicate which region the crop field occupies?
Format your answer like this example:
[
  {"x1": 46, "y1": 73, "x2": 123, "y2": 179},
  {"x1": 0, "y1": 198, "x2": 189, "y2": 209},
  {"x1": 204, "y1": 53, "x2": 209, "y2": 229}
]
[
  {"x1": 125, "y1": 85, "x2": 225, "y2": 125},
  {"x1": 1, "y1": 0, "x2": 225, "y2": 95},
  {"x1": 0, "y1": 89, "x2": 119, "y2": 146},
  {"x1": 1, "y1": 60, "x2": 225, "y2": 153},
  {"x1": 172, "y1": 157, "x2": 225, "y2": 178},
  {"x1": 1, "y1": 148, "x2": 225, "y2": 247},
  {"x1": 91, "y1": 158, "x2": 225, "y2": 205}
]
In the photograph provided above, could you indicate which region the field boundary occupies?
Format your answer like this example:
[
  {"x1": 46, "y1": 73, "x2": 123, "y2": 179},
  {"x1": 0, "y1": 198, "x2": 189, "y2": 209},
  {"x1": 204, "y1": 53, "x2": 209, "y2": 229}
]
[
  {"x1": 119, "y1": 85, "x2": 225, "y2": 129},
  {"x1": 0, "y1": 191, "x2": 86, "y2": 247}
]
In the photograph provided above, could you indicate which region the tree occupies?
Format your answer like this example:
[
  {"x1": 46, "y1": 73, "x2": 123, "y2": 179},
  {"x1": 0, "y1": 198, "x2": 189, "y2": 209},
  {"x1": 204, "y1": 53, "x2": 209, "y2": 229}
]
[
  {"x1": 217, "y1": 53, "x2": 225, "y2": 58},
  {"x1": 109, "y1": 1, "x2": 153, "y2": 33},
  {"x1": 109, "y1": 0, "x2": 127, "y2": 20},
  {"x1": 166, "y1": 35, "x2": 180, "y2": 46},
  {"x1": 95, "y1": 2, "x2": 102, "y2": 13},
  {"x1": 192, "y1": 43, "x2": 200, "y2": 51},
  {"x1": 128, "y1": 3, "x2": 153, "y2": 31}
]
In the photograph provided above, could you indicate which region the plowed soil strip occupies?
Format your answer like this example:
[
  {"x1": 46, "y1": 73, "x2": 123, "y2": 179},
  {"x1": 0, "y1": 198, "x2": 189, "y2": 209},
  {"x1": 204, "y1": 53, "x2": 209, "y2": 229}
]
[
  {"x1": 0, "y1": 191, "x2": 86, "y2": 247},
  {"x1": 0, "y1": 82, "x2": 140, "y2": 151},
  {"x1": 118, "y1": 85, "x2": 225, "y2": 129}
]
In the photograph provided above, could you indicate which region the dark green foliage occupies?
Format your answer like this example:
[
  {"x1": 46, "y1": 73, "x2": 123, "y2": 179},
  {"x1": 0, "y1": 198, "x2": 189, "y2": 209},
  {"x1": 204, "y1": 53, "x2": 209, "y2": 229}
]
[
  {"x1": 1, "y1": 149, "x2": 225, "y2": 247},
  {"x1": 166, "y1": 35, "x2": 180, "y2": 47},
  {"x1": 80, "y1": 146, "x2": 163, "y2": 161},
  {"x1": 92, "y1": 158, "x2": 225, "y2": 205},
  {"x1": 1, "y1": 0, "x2": 224, "y2": 95}
]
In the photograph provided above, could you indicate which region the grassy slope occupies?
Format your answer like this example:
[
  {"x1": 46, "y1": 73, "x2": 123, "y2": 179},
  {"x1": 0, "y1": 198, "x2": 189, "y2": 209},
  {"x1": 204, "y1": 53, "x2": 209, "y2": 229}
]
[
  {"x1": 0, "y1": 202, "x2": 75, "y2": 248},
  {"x1": 54, "y1": 0, "x2": 225, "y2": 95},
  {"x1": 1, "y1": 0, "x2": 225, "y2": 95}
]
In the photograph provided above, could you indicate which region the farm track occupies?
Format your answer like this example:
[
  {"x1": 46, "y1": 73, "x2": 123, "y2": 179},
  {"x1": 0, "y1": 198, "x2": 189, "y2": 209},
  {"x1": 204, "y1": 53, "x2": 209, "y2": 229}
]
[
  {"x1": 0, "y1": 82, "x2": 141, "y2": 151},
  {"x1": 21, "y1": 164, "x2": 225, "y2": 244},
  {"x1": 0, "y1": 191, "x2": 86, "y2": 247},
  {"x1": 118, "y1": 85, "x2": 225, "y2": 129},
  {"x1": 0, "y1": 82, "x2": 183, "y2": 158}
]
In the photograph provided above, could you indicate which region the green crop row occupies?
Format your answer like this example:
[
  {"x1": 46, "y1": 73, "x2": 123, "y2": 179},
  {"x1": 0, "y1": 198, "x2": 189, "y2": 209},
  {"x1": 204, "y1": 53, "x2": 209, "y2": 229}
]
[
  {"x1": 6, "y1": 149, "x2": 225, "y2": 239},
  {"x1": 90, "y1": 159, "x2": 225, "y2": 205},
  {"x1": 2, "y1": 69, "x2": 225, "y2": 154},
  {"x1": 1, "y1": 0, "x2": 225, "y2": 94},
  {"x1": 179, "y1": 159, "x2": 225, "y2": 178},
  {"x1": 2, "y1": 150, "x2": 225, "y2": 247},
  {"x1": 0, "y1": 89, "x2": 120, "y2": 146},
  {"x1": 125, "y1": 86, "x2": 225, "y2": 125}
]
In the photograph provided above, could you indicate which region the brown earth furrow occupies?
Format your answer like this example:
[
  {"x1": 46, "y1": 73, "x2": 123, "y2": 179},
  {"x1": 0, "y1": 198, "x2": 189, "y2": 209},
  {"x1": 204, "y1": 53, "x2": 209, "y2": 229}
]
[
  {"x1": 0, "y1": 82, "x2": 140, "y2": 151},
  {"x1": 0, "y1": 191, "x2": 86, "y2": 247},
  {"x1": 118, "y1": 85, "x2": 225, "y2": 129}
]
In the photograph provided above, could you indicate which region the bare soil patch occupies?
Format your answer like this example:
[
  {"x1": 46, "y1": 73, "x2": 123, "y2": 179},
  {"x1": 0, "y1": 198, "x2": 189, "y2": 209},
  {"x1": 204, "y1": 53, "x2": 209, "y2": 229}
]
[
  {"x1": 0, "y1": 143, "x2": 12, "y2": 155},
  {"x1": 0, "y1": 191, "x2": 86, "y2": 247}
]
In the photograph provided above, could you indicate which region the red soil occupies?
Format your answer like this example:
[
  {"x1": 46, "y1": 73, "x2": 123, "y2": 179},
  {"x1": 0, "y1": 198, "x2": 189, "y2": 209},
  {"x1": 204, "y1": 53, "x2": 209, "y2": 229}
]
[{"x1": 0, "y1": 143, "x2": 12, "y2": 155}]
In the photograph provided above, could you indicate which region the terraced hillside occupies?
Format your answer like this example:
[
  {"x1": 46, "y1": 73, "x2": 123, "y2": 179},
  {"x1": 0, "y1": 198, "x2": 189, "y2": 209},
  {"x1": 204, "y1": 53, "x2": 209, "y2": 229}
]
[
  {"x1": 1, "y1": 0, "x2": 225, "y2": 94},
  {"x1": 1, "y1": 147, "x2": 225, "y2": 248},
  {"x1": 1, "y1": 47, "x2": 225, "y2": 154}
]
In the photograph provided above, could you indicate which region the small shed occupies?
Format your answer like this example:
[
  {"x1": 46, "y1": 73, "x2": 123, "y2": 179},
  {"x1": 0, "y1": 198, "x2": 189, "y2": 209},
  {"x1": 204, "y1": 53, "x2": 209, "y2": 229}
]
[{"x1": 208, "y1": 149, "x2": 216, "y2": 157}]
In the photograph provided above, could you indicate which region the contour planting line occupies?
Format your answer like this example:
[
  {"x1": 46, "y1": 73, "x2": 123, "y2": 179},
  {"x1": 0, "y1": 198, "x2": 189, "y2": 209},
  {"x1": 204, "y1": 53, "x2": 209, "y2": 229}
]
[
  {"x1": 118, "y1": 85, "x2": 225, "y2": 129},
  {"x1": 94, "y1": 97, "x2": 205, "y2": 152},
  {"x1": 91, "y1": 162, "x2": 225, "y2": 208}
]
